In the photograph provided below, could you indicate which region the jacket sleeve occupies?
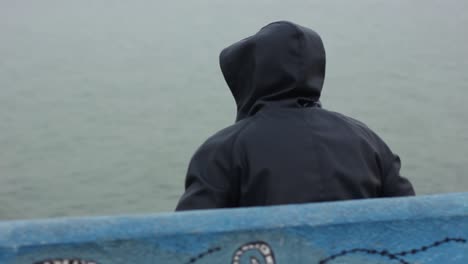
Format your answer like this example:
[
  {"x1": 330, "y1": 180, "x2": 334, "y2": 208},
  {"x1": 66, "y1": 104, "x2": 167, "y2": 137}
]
[
  {"x1": 175, "y1": 139, "x2": 238, "y2": 211},
  {"x1": 348, "y1": 117, "x2": 416, "y2": 197},
  {"x1": 380, "y1": 148, "x2": 415, "y2": 197}
]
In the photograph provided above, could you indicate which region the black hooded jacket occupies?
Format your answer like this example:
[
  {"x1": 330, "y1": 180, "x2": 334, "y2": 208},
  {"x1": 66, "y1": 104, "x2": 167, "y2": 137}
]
[{"x1": 175, "y1": 21, "x2": 414, "y2": 211}]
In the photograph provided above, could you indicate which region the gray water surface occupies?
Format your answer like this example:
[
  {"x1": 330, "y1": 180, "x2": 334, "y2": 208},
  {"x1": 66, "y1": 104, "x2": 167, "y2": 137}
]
[{"x1": 1, "y1": 0, "x2": 468, "y2": 220}]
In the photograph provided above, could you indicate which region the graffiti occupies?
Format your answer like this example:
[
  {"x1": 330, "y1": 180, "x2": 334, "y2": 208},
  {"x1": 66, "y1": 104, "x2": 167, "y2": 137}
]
[
  {"x1": 186, "y1": 237, "x2": 466, "y2": 264},
  {"x1": 34, "y1": 259, "x2": 96, "y2": 264},
  {"x1": 185, "y1": 246, "x2": 222, "y2": 264},
  {"x1": 31, "y1": 237, "x2": 466, "y2": 264},
  {"x1": 318, "y1": 237, "x2": 467, "y2": 264},
  {"x1": 231, "y1": 241, "x2": 275, "y2": 264}
]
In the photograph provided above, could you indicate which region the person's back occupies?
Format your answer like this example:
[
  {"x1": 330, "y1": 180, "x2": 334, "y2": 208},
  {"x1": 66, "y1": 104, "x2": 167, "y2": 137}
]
[{"x1": 175, "y1": 21, "x2": 414, "y2": 211}]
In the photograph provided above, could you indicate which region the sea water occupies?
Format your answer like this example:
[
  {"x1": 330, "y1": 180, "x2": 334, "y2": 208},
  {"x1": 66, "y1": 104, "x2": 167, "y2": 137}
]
[{"x1": 1, "y1": 0, "x2": 467, "y2": 220}]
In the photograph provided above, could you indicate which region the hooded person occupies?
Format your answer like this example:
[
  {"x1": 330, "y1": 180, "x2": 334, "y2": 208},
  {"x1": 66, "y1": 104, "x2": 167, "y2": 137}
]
[{"x1": 175, "y1": 21, "x2": 414, "y2": 211}]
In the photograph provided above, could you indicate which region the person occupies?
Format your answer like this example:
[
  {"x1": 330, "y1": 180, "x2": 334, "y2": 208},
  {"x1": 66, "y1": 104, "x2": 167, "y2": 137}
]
[{"x1": 175, "y1": 21, "x2": 415, "y2": 211}]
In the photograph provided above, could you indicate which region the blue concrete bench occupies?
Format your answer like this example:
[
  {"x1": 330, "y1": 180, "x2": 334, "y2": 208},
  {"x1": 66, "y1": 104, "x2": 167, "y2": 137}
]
[{"x1": 1, "y1": 193, "x2": 467, "y2": 264}]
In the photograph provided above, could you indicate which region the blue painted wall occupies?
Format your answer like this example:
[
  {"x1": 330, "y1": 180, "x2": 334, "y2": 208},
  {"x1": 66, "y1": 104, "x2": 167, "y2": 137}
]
[{"x1": 1, "y1": 193, "x2": 467, "y2": 264}]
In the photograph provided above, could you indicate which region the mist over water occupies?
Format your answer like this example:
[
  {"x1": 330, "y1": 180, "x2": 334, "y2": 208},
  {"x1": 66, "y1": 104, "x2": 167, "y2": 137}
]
[{"x1": 1, "y1": 0, "x2": 467, "y2": 220}]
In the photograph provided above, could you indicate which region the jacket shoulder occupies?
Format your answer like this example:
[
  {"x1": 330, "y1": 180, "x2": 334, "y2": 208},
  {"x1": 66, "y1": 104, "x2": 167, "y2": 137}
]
[
  {"x1": 328, "y1": 110, "x2": 371, "y2": 130},
  {"x1": 194, "y1": 117, "x2": 254, "y2": 158},
  {"x1": 325, "y1": 110, "x2": 383, "y2": 143}
]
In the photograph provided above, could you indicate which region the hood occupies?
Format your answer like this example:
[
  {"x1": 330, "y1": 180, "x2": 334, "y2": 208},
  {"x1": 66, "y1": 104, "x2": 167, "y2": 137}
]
[{"x1": 220, "y1": 21, "x2": 326, "y2": 121}]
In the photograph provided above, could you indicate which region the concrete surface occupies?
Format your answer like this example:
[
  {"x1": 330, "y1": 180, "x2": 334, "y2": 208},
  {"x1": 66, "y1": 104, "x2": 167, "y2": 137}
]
[{"x1": 1, "y1": 193, "x2": 467, "y2": 264}]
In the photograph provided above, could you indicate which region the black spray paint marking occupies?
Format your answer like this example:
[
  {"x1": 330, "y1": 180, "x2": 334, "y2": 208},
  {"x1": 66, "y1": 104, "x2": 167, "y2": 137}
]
[
  {"x1": 185, "y1": 246, "x2": 222, "y2": 264},
  {"x1": 34, "y1": 259, "x2": 97, "y2": 264},
  {"x1": 31, "y1": 237, "x2": 467, "y2": 264},
  {"x1": 318, "y1": 237, "x2": 467, "y2": 264}
]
